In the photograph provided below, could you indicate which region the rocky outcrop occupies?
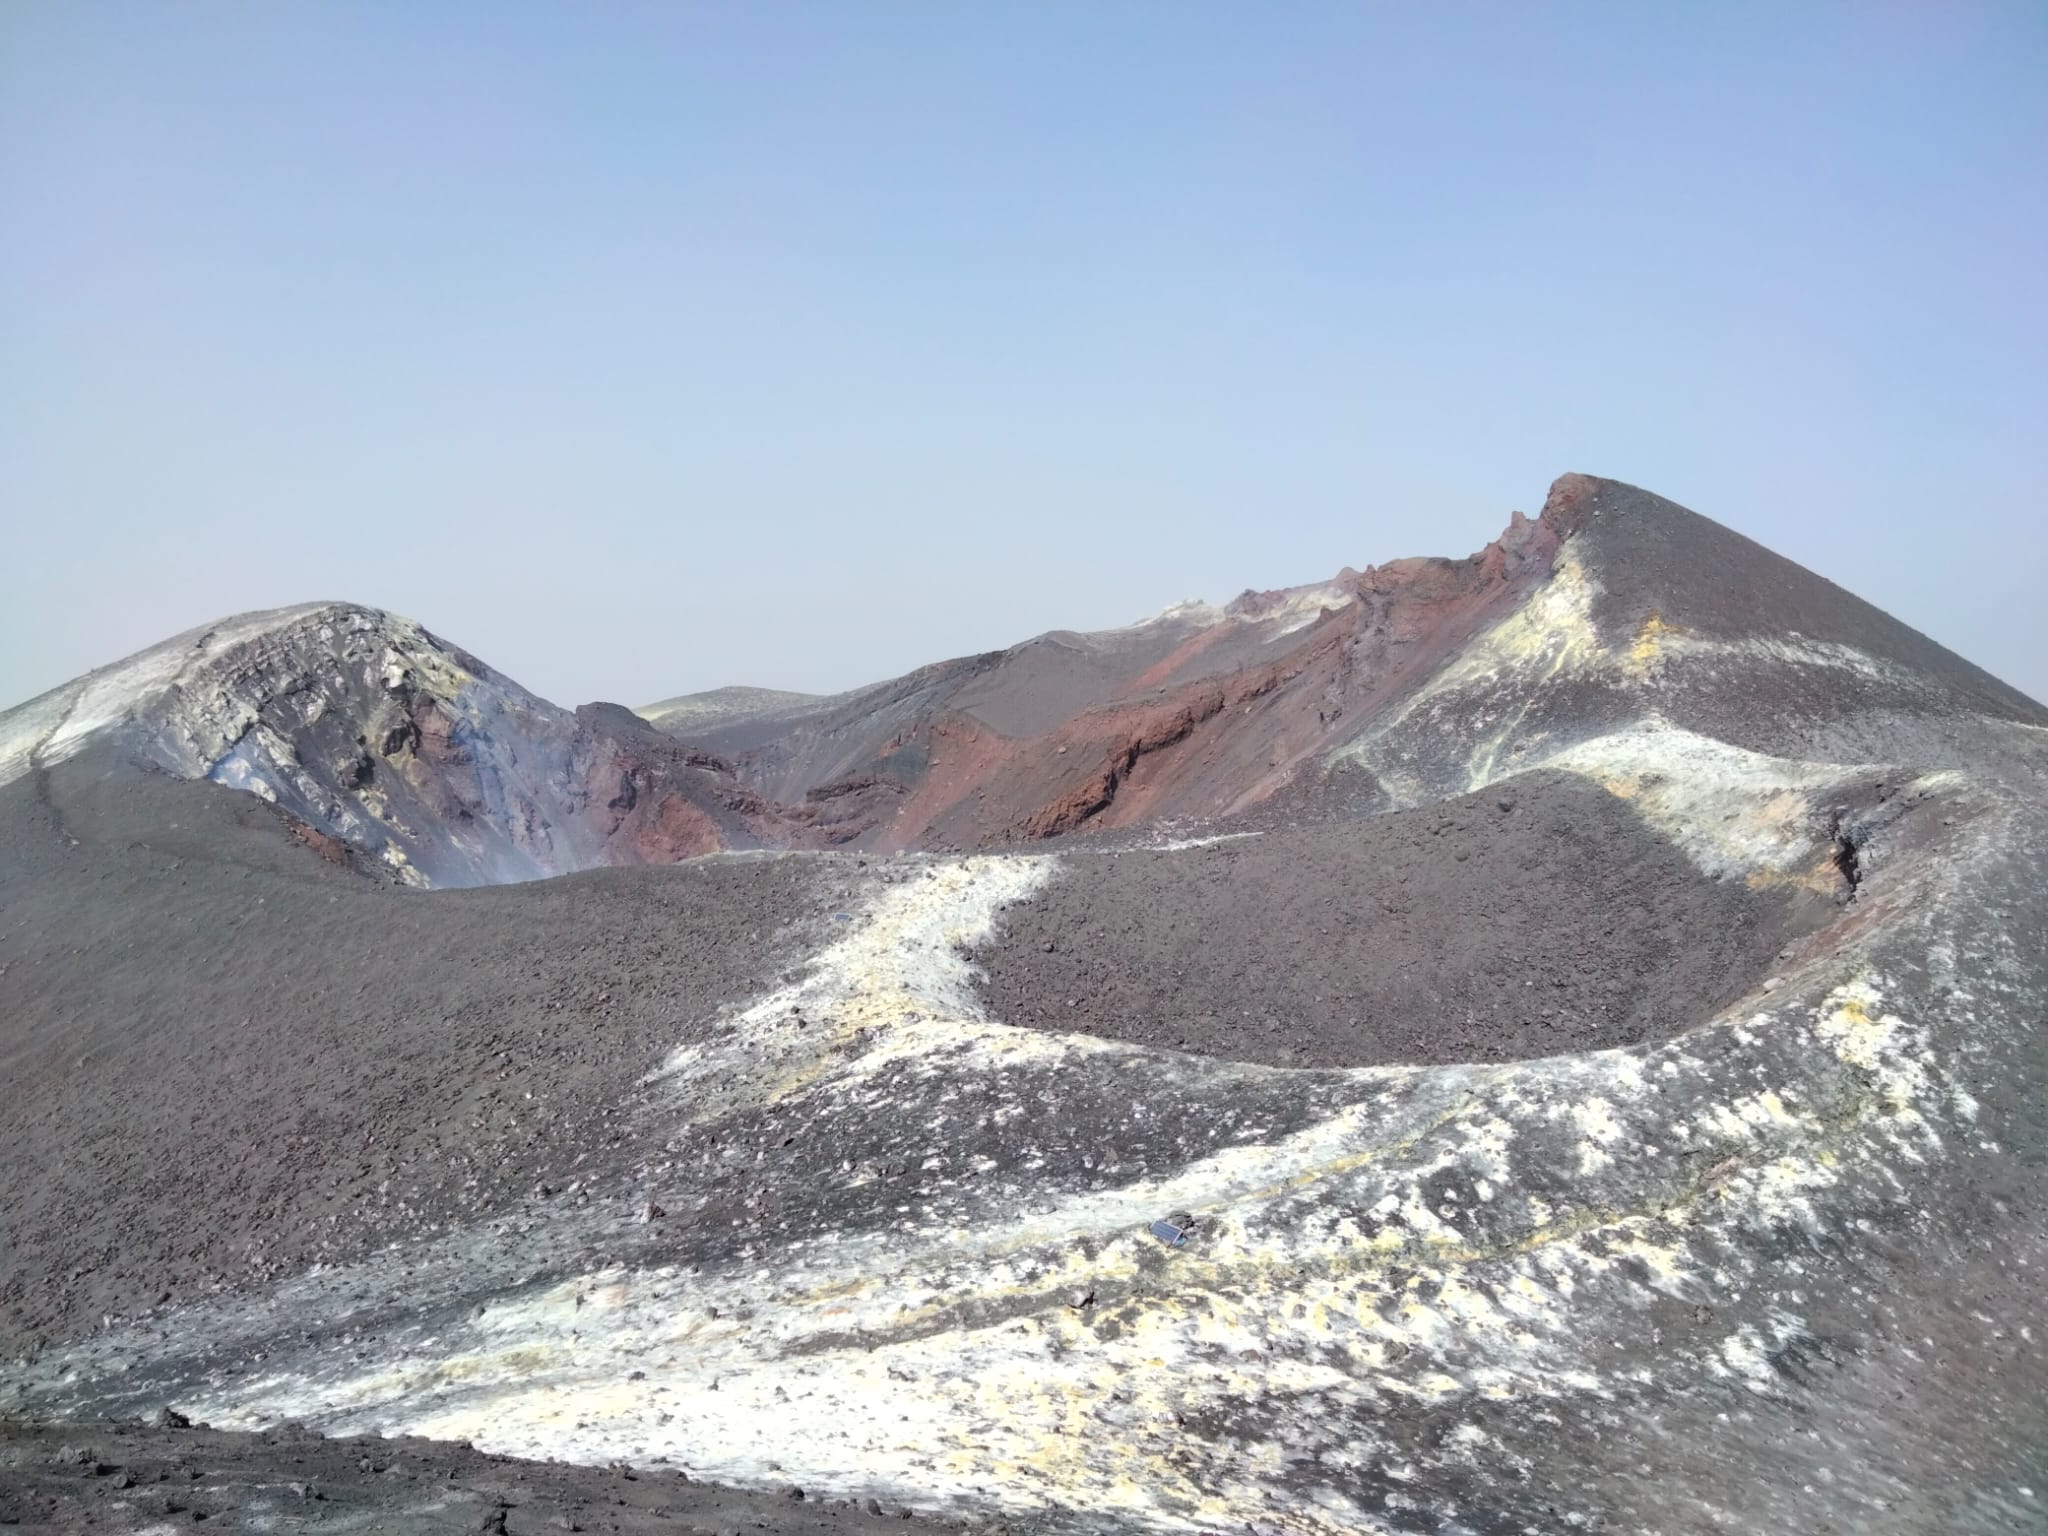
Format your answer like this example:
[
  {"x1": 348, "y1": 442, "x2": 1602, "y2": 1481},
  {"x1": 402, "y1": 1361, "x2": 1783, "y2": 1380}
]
[
  {"x1": 1017, "y1": 690, "x2": 1231, "y2": 839},
  {"x1": 0, "y1": 605, "x2": 804, "y2": 886}
]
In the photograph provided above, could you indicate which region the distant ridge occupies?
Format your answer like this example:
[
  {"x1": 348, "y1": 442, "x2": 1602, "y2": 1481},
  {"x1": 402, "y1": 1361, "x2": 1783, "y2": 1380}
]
[
  {"x1": 636, "y1": 684, "x2": 825, "y2": 734},
  {"x1": 6, "y1": 474, "x2": 2039, "y2": 880}
]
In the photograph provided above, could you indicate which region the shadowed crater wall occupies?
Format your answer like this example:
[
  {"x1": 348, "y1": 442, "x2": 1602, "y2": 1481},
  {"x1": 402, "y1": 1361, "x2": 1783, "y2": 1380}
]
[{"x1": 976, "y1": 772, "x2": 1846, "y2": 1068}]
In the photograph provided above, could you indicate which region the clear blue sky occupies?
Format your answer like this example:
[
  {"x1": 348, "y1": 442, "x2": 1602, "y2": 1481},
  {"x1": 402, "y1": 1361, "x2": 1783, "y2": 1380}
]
[{"x1": 4, "y1": 3, "x2": 2044, "y2": 711}]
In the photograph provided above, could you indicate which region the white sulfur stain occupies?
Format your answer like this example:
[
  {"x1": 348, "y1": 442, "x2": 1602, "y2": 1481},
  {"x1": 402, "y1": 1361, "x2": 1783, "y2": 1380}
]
[
  {"x1": 1256, "y1": 585, "x2": 1358, "y2": 640},
  {"x1": 1566, "y1": 1097, "x2": 1624, "y2": 1174},
  {"x1": 1131, "y1": 580, "x2": 1357, "y2": 640},
  {"x1": 1653, "y1": 629, "x2": 1917, "y2": 688},
  {"x1": 1148, "y1": 831, "x2": 1265, "y2": 851},
  {"x1": 1533, "y1": 721, "x2": 1883, "y2": 883},
  {"x1": 0, "y1": 687, "x2": 72, "y2": 787},
  {"x1": 1400, "y1": 547, "x2": 1604, "y2": 718},
  {"x1": 644, "y1": 853, "x2": 1100, "y2": 1118},
  {"x1": 0, "y1": 606, "x2": 335, "y2": 787},
  {"x1": 1718, "y1": 1325, "x2": 1779, "y2": 1391}
]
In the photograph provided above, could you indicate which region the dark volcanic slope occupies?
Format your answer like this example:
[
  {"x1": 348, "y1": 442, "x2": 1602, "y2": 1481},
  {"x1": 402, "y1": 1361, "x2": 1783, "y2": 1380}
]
[
  {"x1": 1573, "y1": 478, "x2": 2042, "y2": 719},
  {"x1": 0, "y1": 748, "x2": 862, "y2": 1358},
  {"x1": 0, "y1": 1418, "x2": 988, "y2": 1535},
  {"x1": 978, "y1": 772, "x2": 1847, "y2": 1069}
]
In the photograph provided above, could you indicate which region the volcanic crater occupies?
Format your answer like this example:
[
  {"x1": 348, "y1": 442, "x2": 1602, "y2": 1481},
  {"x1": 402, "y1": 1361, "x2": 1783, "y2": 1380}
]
[
  {"x1": 975, "y1": 768, "x2": 1865, "y2": 1070},
  {"x1": 3, "y1": 474, "x2": 2044, "y2": 1536}
]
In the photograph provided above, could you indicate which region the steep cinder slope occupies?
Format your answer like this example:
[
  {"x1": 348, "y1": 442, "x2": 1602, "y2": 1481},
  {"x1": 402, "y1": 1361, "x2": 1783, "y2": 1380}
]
[
  {"x1": 1564, "y1": 474, "x2": 2046, "y2": 749},
  {"x1": 1324, "y1": 475, "x2": 2048, "y2": 814}
]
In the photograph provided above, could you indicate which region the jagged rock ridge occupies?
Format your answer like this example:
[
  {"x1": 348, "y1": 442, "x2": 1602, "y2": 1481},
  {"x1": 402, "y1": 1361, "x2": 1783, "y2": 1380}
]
[{"x1": 9, "y1": 474, "x2": 2038, "y2": 882}]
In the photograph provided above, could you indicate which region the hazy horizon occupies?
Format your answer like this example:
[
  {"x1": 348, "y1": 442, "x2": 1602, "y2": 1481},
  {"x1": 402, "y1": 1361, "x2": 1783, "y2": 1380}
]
[{"x1": 5, "y1": 4, "x2": 2044, "y2": 712}]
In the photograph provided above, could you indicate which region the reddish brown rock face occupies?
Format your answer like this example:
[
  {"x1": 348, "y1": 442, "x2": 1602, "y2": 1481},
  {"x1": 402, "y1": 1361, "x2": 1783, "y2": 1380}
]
[
  {"x1": 276, "y1": 809, "x2": 353, "y2": 867},
  {"x1": 632, "y1": 791, "x2": 726, "y2": 862},
  {"x1": 662, "y1": 492, "x2": 1584, "y2": 852}
]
